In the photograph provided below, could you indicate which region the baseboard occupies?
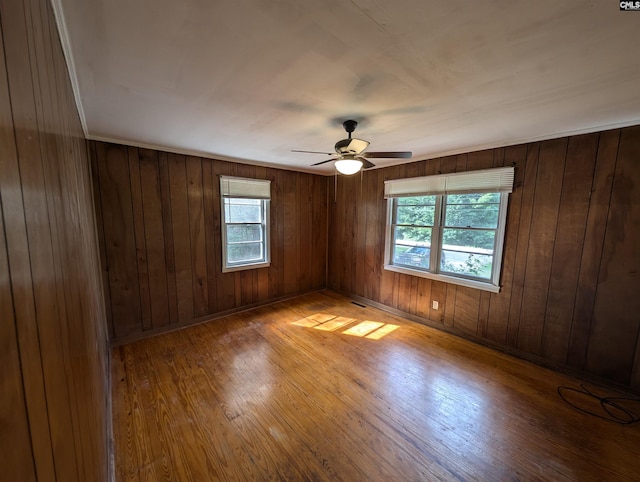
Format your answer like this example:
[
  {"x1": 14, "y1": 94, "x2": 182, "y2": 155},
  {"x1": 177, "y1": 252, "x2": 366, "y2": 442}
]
[{"x1": 111, "y1": 288, "x2": 326, "y2": 347}]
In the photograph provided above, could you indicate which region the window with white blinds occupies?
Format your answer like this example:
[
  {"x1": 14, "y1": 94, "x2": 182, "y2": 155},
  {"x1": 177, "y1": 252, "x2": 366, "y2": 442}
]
[
  {"x1": 220, "y1": 176, "x2": 271, "y2": 272},
  {"x1": 383, "y1": 167, "x2": 514, "y2": 292}
]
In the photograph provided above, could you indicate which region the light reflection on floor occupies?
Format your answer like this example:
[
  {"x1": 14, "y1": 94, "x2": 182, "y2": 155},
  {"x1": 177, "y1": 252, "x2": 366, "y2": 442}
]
[
  {"x1": 230, "y1": 337, "x2": 274, "y2": 404},
  {"x1": 385, "y1": 345, "x2": 487, "y2": 416},
  {"x1": 291, "y1": 313, "x2": 399, "y2": 340},
  {"x1": 383, "y1": 345, "x2": 491, "y2": 459}
]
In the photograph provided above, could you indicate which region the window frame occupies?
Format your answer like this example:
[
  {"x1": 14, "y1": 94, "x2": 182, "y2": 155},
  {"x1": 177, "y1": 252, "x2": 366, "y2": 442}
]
[
  {"x1": 383, "y1": 168, "x2": 513, "y2": 293},
  {"x1": 220, "y1": 176, "x2": 271, "y2": 273}
]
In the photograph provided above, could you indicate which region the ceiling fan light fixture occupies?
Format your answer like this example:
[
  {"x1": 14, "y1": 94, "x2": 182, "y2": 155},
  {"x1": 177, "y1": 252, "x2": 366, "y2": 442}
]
[{"x1": 335, "y1": 158, "x2": 363, "y2": 175}]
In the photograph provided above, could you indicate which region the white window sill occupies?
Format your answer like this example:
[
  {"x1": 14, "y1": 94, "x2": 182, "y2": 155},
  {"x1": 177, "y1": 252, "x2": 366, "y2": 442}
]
[
  {"x1": 383, "y1": 264, "x2": 501, "y2": 293},
  {"x1": 222, "y1": 261, "x2": 270, "y2": 273}
]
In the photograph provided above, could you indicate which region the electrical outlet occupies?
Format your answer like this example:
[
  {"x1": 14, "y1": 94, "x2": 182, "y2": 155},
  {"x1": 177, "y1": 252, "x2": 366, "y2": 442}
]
[{"x1": 432, "y1": 300, "x2": 439, "y2": 310}]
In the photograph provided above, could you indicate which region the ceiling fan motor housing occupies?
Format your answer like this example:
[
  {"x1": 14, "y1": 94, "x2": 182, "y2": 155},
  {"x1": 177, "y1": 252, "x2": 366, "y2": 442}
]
[{"x1": 335, "y1": 138, "x2": 370, "y2": 155}]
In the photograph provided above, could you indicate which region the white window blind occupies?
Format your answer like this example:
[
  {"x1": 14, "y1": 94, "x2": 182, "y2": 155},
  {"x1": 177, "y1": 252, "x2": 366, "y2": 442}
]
[
  {"x1": 220, "y1": 176, "x2": 271, "y2": 199},
  {"x1": 384, "y1": 167, "x2": 514, "y2": 198}
]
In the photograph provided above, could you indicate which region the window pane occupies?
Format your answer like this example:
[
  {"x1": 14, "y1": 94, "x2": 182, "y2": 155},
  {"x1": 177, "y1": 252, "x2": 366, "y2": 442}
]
[
  {"x1": 394, "y1": 226, "x2": 432, "y2": 246},
  {"x1": 393, "y1": 245, "x2": 430, "y2": 269},
  {"x1": 397, "y1": 196, "x2": 436, "y2": 206},
  {"x1": 397, "y1": 205, "x2": 435, "y2": 226},
  {"x1": 446, "y1": 193, "x2": 500, "y2": 204},
  {"x1": 441, "y1": 226, "x2": 495, "y2": 279},
  {"x1": 224, "y1": 198, "x2": 262, "y2": 223},
  {"x1": 445, "y1": 204, "x2": 499, "y2": 229},
  {"x1": 442, "y1": 228, "x2": 495, "y2": 250},
  {"x1": 444, "y1": 193, "x2": 500, "y2": 229},
  {"x1": 227, "y1": 242, "x2": 263, "y2": 263},
  {"x1": 392, "y1": 226, "x2": 431, "y2": 269},
  {"x1": 227, "y1": 224, "x2": 262, "y2": 243},
  {"x1": 440, "y1": 249, "x2": 493, "y2": 279}
]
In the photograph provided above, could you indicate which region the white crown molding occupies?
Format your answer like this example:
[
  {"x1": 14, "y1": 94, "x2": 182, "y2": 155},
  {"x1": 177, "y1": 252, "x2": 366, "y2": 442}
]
[
  {"x1": 88, "y1": 117, "x2": 640, "y2": 178},
  {"x1": 471, "y1": 119, "x2": 640, "y2": 155},
  {"x1": 49, "y1": 0, "x2": 89, "y2": 137},
  {"x1": 404, "y1": 118, "x2": 640, "y2": 167}
]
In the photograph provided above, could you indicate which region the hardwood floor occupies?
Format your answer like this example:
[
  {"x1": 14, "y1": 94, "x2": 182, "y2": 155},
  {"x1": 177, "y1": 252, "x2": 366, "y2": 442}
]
[{"x1": 112, "y1": 291, "x2": 640, "y2": 481}]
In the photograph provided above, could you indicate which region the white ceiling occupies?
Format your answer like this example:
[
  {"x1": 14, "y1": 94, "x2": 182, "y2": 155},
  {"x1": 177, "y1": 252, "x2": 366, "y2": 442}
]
[{"x1": 55, "y1": 0, "x2": 640, "y2": 174}]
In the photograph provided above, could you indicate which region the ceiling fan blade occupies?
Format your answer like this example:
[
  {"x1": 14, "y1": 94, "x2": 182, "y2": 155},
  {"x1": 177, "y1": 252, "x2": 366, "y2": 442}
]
[
  {"x1": 292, "y1": 149, "x2": 334, "y2": 155},
  {"x1": 356, "y1": 156, "x2": 376, "y2": 169},
  {"x1": 364, "y1": 151, "x2": 412, "y2": 159},
  {"x1": 311, "y1": 158, "x2": 337, "y2": 166}
]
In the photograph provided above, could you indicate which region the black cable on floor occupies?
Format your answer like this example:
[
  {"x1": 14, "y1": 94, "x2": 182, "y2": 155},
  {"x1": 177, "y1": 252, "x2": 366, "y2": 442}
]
[{"x1": 557, "y1": 384, "x2": 640, "y2": 425}]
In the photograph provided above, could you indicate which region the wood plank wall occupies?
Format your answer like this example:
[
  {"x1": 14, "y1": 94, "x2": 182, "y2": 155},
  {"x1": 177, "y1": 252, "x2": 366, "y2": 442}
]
[
  {"x1": 328, "y1": 126, "x2": 640, "y2": 391},
  {"x1": 0, "y1": 0, "x2": 110, "y2": 480},
  {"x1": 91, "y1": 141, "x2": 328, "y2": 342}
]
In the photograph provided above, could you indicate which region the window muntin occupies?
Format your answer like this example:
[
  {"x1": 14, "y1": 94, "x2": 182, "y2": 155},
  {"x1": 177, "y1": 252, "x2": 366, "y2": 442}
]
[{"x1": 220, "y1": 176, "x2": 270, "y2": 272}]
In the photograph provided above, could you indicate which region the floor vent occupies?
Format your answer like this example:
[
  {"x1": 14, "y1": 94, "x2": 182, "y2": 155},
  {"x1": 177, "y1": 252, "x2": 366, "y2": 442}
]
[{"x1": 351, "y1": 301, "x2": 366, "y2": 308}]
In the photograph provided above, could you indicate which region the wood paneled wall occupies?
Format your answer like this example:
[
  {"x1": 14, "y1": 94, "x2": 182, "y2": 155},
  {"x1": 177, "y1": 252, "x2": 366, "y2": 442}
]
[
  {"x1": 0, "y1": 0, "x2": 110, "y2": 480},
  {"x1": 328, "y1": 126, "x2": 640, "y2": 390},
  {"x1": 92, "y1": 141, "x2": 328, "y2": 341}
]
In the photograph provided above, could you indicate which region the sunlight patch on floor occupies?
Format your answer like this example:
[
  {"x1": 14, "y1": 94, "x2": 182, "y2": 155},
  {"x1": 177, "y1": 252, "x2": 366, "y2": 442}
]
[
  {"x1": 343, "y1": 320, "x2": 384, "y2": 337},
  {"x1": 290, "y1": 313, "x2": 400, "y2": 340},
  {"x1": 291, "y1": 315, "x2": 326, "y2": 328},
  {"x1": 365, "y1": 323, "x2": 400, "y2": 340},
  {"x1": 314, "y1": 316, "x2": 354, "y2": 331}
]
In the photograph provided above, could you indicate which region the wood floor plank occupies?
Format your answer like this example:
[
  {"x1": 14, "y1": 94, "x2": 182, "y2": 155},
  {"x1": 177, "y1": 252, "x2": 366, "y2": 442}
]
[{"x1": 112, "y1": 291, "x2": 640, "y2": 481}]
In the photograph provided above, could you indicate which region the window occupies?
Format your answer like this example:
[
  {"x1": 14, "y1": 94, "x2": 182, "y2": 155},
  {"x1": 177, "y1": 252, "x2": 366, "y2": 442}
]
[
  {"x1": 384, "y1": 167, "x2": 514, "y2": 292},
  {"x1": 220, "y1": 176, "x2": 270, "y2": 272}
]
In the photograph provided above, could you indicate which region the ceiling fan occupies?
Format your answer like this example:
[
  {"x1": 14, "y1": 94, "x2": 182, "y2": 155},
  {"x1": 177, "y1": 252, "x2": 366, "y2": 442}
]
[{"x1": 292, "y1": 120, "x2": 412, "y2": 175}]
